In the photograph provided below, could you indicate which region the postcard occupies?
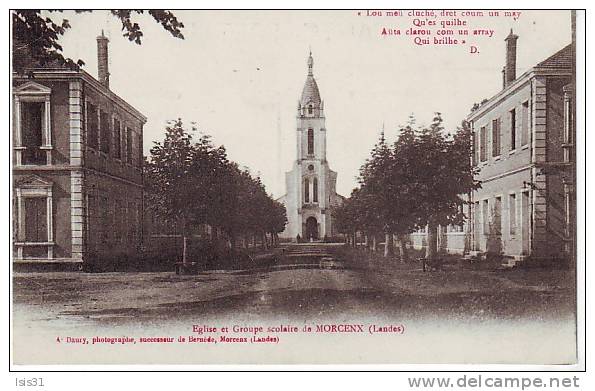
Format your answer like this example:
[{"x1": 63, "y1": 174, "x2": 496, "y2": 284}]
[{"x1": 10, "y1": 9, "x2": 583, "y2": 367}]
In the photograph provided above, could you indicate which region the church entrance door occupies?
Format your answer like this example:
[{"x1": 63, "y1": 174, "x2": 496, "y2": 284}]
[{"x1": 305, "y1": 217, "x2": 319, "y2": 241}]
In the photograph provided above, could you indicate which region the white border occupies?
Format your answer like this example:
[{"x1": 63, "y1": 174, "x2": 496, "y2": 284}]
[{"x1": 1, "y1": 2, "x2": 590, "y2": 390}]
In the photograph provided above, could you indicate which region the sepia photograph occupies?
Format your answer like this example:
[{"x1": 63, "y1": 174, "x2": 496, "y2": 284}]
[{"x1": 9, "y1": 8, "x2": 584, "y2": 369}]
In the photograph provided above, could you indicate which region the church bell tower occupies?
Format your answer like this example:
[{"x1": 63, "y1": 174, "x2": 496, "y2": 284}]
[{"x1": 277, "y1": 52, "x2": 343, "y2": 241}]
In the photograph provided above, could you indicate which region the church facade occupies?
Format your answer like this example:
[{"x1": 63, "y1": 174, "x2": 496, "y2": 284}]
[{"x1": 278, "y1": 53, "x2": 344, "y2": 241}]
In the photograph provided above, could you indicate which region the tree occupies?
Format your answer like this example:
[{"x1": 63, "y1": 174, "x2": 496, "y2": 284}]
[
  {"x1": 145, "y1": 119, "x2": 287, "y2": 268},
  {"x1": 340, "y1": 113, "x2": 480, "y2": 262},
  {"x1": 409, "y1": 114, "x2": 481, "y2": 260},
  {"x1": 334, "y1": 188, "x2": 364, "y2": 247},
  {"x1": 145, "y1": 119, "x2": 224, "y2": 265},
  {"x1": 357, "y1": 130, "x2": 396, "y2": 256},
  {"x1": 12, "y1": 10, "x2": 184, "y2": 73}
]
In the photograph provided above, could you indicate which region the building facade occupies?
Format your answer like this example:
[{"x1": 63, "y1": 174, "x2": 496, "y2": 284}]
[
  {"x1": 12, "y1": 33, "x2": 146, "y2": 268},
  {"x1": 410, "y1": 31, "x2": 575, "y2": 265},
  {"x1": 278, "y1": 53, "x2": 344, "y2": 241}
]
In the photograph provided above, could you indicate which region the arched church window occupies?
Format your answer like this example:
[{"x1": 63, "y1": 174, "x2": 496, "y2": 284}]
[
  {"x1": 304, "y1": 178, "x2": 310, "y2": 203},
  {"x1": 308, "y1": 104, "x2": 313, "y2": 114},
  {"x1": 313, "y1": 177, "x2": 318, "y2": 203},
  {"x1": 307, "y1": 129, "x2": 314, "y2": 155}
]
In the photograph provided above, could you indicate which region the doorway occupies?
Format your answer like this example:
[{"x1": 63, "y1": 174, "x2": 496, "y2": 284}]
[{"x1": 305, "y1": 217, "x2": 319, "y2": 241}]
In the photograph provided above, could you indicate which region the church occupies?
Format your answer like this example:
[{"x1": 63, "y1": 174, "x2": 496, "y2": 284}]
[{"x1": 277, "y1": 53, "x2": 344, "y2": 241}]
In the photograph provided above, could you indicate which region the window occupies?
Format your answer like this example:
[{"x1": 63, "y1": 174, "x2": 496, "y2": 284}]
[
  {"x1": 21, "y1": 102, "x2": 45, "y2": 165},
  {"x1": 509, "y1": 193, "x2": 517, "y2": 235},
  {"x1": 24, "y1": 197, "x2": 48, "y2": 242},
  {"x1": 493, "y1": 197, "x2": 502, "y2": 235},
  {"x1": 479, "y1": 126, "x2": 487, "y2": 162},
  {"x1": 482, "y1": 199, "x2": 489, "y2": 234},
  {"x1": 307, "y1": 129, "x2": 314, "y2": 155},
  {"x1": 563, "y1": 87, "x2": 574, "y2": 164},
  {"x1": 472, "y1": 131, "x2": 477, "y2": 166},
  {"x1": 313, "y1": 177, "x2": 318, "y2": 203},
  {"x1": 304, "y1": 178, "x2": 310, "y2": 203},
  {"x1": 126, "y1": 127, "x2": 133, "y2": 164},
  {"x1": 14, "y1": 81, "x2": 52, "y2": 166},
  {"x1": 115, "y1": 199, "x2": 123, "y2": 242},
  {"x1": 492, "y1": 118, "x2": 501, "y2": 157},
  {"x1": 86, "y1": 193, "x2": 97, "y2": 252},
  {"x1": 138, "y1": 133, "x2": 143, "y2": 168},
  {"x1": 100, "y1": 110, "x2": 110, "y2": 154},
  {"x1": 453, "y1": 204, "x2": 464, "y2": 232},
  {"x1": 15, "y1": 175, "x2": 54, "y2": 259},
  {"x1": 135, "y1": 203, "x2": 142, "y2": 242},
  {"x1": 308, "y1": 104, "x2": 313, "y2": 115},
  {"x1": 87, "y1": 103, "x2": 99, "y2": 150},
  {"x1": 127, "y1": 201, "x2": 135, "y2": 242},
  {"x1": 510, "y1": 108, "x2": 516, "y2": 151},
  {"x1": 101, "y1": 196, "x2": 109, "y2": 243},
  {"x1": 114, "y1": 118, "x2": 122, "y2": 159},
  {"x1": 565, "y1": 98, "x2": 573, "y2": 144},
  {"x1": 521, "y1": 101, "x2": 529, "y2": 146}
]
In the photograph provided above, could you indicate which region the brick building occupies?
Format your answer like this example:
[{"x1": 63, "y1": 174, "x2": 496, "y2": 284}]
[
  {"x1": 12, "y1": 33, "x2": 146, "y2": 268},
  {"x1": 411, "y1": 31, "x2": 575, "y2": 265}
]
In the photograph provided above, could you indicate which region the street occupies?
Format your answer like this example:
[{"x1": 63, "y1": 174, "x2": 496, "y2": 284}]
[
  {"x1": 11, "y1": 243, "x2": 577, "y2": 364},
  {"x1": 13, "y1": 243, "x2": 575, "y2": 326}
]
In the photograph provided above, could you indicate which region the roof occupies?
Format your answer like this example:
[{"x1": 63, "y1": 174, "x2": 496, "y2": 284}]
[
  {"x1": 12, "y1": 40, "x2": 146, "y2": 122},
  {"x1": 301, "y1": 75, "x2": 321, "y2": 106},
  {"x1": 300, "y1": 52, "x2": 322, "y2": 106},
  {"x1": 468, "y1": 43, "x2": 573, "y2": 121},
  {"x1": 535, "y1": 44, "x2": 573, "y2": 69}
]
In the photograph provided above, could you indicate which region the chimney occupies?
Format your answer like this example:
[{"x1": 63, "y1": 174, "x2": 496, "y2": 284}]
[
  {"x1": 502, "y1": 66, "x2": 506, "y2": 89},
  {"x1": 96, "y1": 30, "x2": 110, "y2": 88},
  {"x1": 504, "y1": 29, "x2": 518, "y2": 88}
]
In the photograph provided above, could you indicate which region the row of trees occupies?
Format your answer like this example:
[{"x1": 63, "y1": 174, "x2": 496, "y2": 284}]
[
  {"x1": 144, "y1": 119, "x2": 287, "y2": 264},
  {"x1": 334, "y1": 113, "x2": 480, "y2": 261}
]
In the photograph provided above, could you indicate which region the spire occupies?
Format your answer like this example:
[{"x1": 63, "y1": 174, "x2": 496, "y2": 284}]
[{"x1": 300, "y1": 50, "x2": 321, "y2": 107}]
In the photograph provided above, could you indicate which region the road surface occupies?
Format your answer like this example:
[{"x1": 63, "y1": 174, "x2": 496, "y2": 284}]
[{"x1": 13, "y1": 243, "x2": 574, "y2": 326}]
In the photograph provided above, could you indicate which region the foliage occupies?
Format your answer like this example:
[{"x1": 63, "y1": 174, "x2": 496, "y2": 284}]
[
  {"x1": 12, "y1": 10, "x2": 184, "y2": 73},
  {"x1": 144, "y1": 119, "x2": 287, "y2": 260},
  {"x1": 334, "y1": 113, "x2": 481, "y2": 258}
]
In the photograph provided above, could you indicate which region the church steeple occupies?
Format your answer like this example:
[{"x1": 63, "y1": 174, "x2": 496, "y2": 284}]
[
  {"x1": 278, "y1": 51, "x2": 342, "y2": 241},
  {"x1": 300, "y1": 51, "x2": 322, "y2": 117}
]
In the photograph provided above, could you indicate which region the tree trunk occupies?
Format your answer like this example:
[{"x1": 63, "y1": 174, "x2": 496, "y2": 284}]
[
  {"x1": 182, "y1": 235, "x2": 188, "y2": 265},
  {"x1": 364, "y1": 234, "x2": 369, "y2": 249},
  {"x1": 212, "y1": 227, "x2": 219, "y2": 243},
  {"x1": 397, "y1": 234, "x2": 409, "y2": 262},
  {"x1": 229, "y1": 233, "x2": 236, "y2": 258},
  {"x1": 371, "y1": 235, "x2": 377, "y2": 252},
  {"x1": 181, "y1": 217, "x2": 189, "y2": 265},
  {"x1": 426, "y1": 222, "x2": 438, "y2": 261},
  {"x1": 384, "y1": 232, "x2": 394, "y2": 257}
]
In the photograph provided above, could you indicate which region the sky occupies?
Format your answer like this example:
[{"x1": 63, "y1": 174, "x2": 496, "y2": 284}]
[{"x1": 54, "y1": 10, "x2": 572, "y2": 198}]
